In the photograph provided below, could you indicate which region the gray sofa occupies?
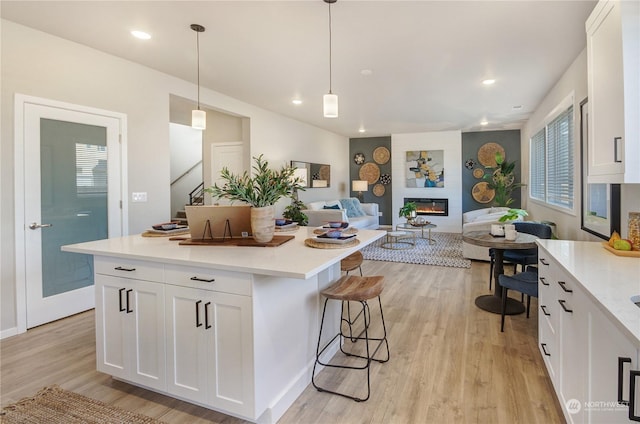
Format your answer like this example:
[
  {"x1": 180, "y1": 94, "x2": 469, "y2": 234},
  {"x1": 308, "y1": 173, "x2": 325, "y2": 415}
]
[{"x1": 302, "y1": 199, "x2": 379, "y2": 229}]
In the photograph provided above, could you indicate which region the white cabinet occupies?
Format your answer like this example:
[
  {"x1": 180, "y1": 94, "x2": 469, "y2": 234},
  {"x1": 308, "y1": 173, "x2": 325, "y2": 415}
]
[
  {"x1": 95, "y1": 270, "x2": 166, "y2": 391},
  {"x1": 538, "y1": 255, "x2": 560, "y2": 386},
  {"x1": 165, "y1": 284, "x2": 253, "y2": 417},
  {"x1": 589, "y1": 305, "x2": 640, "y2": 423},
  {"x1": 586, "y1": 0, "x2": 640, "y2": 183}
]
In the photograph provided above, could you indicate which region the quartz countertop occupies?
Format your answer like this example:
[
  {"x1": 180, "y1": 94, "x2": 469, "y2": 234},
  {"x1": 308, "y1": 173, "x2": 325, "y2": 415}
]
[
  {"x1": 537, "y1": 239, "x2": 640, "y2": 345},
  {"x1": 62, "y1": 227, "x2": 385, "y2": 280}
]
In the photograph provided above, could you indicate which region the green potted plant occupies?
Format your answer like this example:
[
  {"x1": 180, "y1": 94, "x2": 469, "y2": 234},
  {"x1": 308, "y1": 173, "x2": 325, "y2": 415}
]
[
  {"x1": 498, "y1": 208, "x2": 528, "y2": 222},
  {"x1": 283, "y1": 199, "x2": 308, "y2": 226},
  {"x1": 205, "y1": 154, "x2": 305, "y2": 242},
  {"x1": 484, "y1": 151, "x2": 525, "y2": 207},
  {"x1": 399, "y1": 201, "x2": 418, "y2": 222}
]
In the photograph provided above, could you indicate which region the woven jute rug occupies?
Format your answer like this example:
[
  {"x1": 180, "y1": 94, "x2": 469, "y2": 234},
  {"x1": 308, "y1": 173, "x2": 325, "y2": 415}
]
[
  {"x1": 361, "y1": 232, "x2": 471, "y2": 268},
  {"x1": 0, "y1": 386, "x2": 166, "y2": 424}
]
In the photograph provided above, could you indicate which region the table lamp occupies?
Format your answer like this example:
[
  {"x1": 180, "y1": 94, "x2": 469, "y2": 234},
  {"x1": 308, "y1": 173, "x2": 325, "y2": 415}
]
[{"x1": 352, "y1": 180, "x2": 368, "y2": 202}]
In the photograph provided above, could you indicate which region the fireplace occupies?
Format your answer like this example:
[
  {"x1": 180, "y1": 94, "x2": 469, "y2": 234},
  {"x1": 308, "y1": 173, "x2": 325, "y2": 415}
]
[{"x1": 404, "y1": 198, "x2": 448, "y2": 216}]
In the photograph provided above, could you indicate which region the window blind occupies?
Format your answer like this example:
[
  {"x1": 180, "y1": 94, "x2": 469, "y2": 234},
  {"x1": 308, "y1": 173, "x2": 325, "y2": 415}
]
[{"x1": 530, "y1": 129, "x2": 546, "y2": 201}]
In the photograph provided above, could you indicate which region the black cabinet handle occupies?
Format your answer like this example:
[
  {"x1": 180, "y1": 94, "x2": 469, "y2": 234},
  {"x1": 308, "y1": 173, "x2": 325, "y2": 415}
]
[
  {"x1": 540, "y1": 343, "x2": 551, "y2": 357},
  {"x1": 614, "y1": 137, "x2": 622, "y2": 163},
  {"x1": 541, "y1": 305, "x2": 551, "y2": 316},
  {"x1": 205, "y1": 302, "x2": 212, "y2": 329},
  {"x1": 125, "y1": 289, "x2": 133, "y2": 313},
  {"x1": 190, "y1": 276, "x2": 215, "y2": 283},
  {"x1": 540, "y1": 258, "x2": 549, "y2": 266},
  {"x1": 630, "y1": 369, "x2": 640, "y2": 421},
  {"x1": 558, "y1": 299, "x2": 573, "y2": 313},
  {"x1": 619, "y1": 357, "x2": 632, "y2": 406},
  {"x1": 114, "y1": 266, "x2": 136, "y2": 272},
  {"x1": 195, "y1": 300, "x2": 202, "y2": 327},
  {"x1": 118, "y1": 288, "x2": 126, "y2": 312},
  {"x1": 558, "y1": 281, "x2": 573, "y2": 293},
  {"x1": 540, "y1": 277, "x2": 549, "y2": 286}
]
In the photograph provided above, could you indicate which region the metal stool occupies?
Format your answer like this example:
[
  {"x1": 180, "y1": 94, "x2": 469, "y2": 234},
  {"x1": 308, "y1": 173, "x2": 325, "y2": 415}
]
[{"x1": 312, "y1": 275, "x2": 390, "y2": 402}]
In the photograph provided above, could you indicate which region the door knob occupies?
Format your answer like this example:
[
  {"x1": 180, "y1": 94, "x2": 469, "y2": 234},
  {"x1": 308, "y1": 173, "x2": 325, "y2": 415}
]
[{"x1": 28, "y1": 222, "x2": 53, "y2": 230}]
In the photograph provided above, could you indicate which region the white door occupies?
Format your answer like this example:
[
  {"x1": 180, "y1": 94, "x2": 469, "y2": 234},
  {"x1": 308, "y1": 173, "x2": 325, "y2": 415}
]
[
  {"x1": 20, "y1": 98, "x2": 124, "y2": 328},
  {"x1": 210, "y1": 143, "x2": 243, "y2": 205}
]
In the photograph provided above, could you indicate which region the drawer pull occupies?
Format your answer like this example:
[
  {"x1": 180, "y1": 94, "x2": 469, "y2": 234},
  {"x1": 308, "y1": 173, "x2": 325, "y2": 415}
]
[
  {"x1": 205, "y1": 302, "x2": 212, "y2": 329},
  {"x1": 126, "y1": 289, "x2": 133, "y2": 313},
  {"x1": 541, "y1": 305, "x2": 551, "y2": 316},
  {"x1": 190, "y1": 276, "x2": 215, "y2": 283},
  {"x1": 118, "y1": 288, "x2": 126, "y2": 312},
  {"x1": 558, "y1": 281, "x2": 573, "y2": 293},
  {"x1": 195, "y1": 300, "x2": 203, "y2": 327},
  {"x1": 540, "y1": 343, "x2": 551, "y2": 357},
  {"x1": 558, "y1": 299, "x2": 573, "y2": 313},
  {"x1": 114, "y1": 266, "x2": 136, "y2": 272},
  {"x1": 618, "y1": 357, "x2": 631, "y2": 406},
  {"x1": 540, "y1": 277, "x2": 549, "y2": 286},
  {"x1": 631, "y1": 369, "x2": 640, "y2": 421},
  {"x1": 540, "y1": 258, "x2": 549, "y2": 266}
]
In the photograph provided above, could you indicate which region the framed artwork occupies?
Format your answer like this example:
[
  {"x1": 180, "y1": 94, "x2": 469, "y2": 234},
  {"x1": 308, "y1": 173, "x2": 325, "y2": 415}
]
[{"x1": 405, "y1": 150, "x2": 444, "y2": 188}]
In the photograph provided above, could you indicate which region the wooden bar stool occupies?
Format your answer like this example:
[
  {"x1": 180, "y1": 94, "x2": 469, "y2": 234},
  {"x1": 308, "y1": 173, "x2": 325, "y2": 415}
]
[
  {"x1": 340, "y1": 251, "x2": 363, "y2": 276},
  {"x1": 312, "y1": 275, "x2": 390, "y2": 402}
]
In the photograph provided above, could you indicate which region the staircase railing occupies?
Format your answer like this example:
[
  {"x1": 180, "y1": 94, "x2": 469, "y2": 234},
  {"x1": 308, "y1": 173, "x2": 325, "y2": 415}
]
[
  {"x1": 189, "y1": 182, "x2": 205, "y2": 206},
  {"x1": 170, "y1": 160, "x2": 202, "y2": 186}
]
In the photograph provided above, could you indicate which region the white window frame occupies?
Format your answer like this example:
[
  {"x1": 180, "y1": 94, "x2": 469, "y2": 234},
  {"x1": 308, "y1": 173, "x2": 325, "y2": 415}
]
[{"x1": 528, "y1": 93, "x2": 577, "y2": 215}]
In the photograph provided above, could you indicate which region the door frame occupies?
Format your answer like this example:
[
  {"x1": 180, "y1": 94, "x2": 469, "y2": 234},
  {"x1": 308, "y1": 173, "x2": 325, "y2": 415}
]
[{"x1": 14, "y1": 94, "x2": 128, "y2": 334}]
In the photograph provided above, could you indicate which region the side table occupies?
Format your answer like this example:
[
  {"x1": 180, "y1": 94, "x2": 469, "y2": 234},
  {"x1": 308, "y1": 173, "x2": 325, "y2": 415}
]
[
  {"x1": 396, "y1": 223, "x2": 437, "y2": 244},
  {"x1": 381, "y1": 231, "x2": 416, "y2": 250}
]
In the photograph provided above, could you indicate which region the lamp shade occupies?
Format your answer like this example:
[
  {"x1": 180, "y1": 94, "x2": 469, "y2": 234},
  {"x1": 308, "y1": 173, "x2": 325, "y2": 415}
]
[
  {"x1": 323, "y1": 93, "x2": 338, "y2": 118},
  {"x1": 352, "y1": 180, "x2": 368, "y2": 192},
  {"x1": 192, "y1": 109, "x2": 206, "y2": 130}
]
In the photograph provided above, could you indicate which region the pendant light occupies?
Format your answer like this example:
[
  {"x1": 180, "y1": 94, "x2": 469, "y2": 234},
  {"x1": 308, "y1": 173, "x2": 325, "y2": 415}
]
[
  {"x1": 323, "y1": 0, "x2": 338, "y2": 118},
  {"x1": 191, "y1": 24, "x2": 206, "y2": 130}
]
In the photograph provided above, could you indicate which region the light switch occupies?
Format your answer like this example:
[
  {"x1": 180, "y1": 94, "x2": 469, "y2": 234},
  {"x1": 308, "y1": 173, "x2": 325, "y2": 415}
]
[{"x1": 132, "y1": 192, "x2": 147, "y2": 202}]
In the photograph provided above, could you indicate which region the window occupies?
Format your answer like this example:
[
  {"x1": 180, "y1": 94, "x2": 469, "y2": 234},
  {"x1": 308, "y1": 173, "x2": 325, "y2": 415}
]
[
  {"x1": 529, "y1": 104, "x2": 574, "y2": 211},
  {"x1": 76, "y1": 143, "x2": 108, "y2": 196}
]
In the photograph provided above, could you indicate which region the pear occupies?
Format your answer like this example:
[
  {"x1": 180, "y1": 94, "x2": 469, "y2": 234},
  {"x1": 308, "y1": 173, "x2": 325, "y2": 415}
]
[
  {"x1": 609, "y1": 231, "x2": 621, "y2": 247},
  {"x1": 613, "y1": 239, "x2": 632, "y2": 251}
]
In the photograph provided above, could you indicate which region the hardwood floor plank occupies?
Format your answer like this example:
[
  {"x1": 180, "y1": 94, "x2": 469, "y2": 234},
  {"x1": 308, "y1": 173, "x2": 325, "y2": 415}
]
[{"x1": 0, "y1": 259, "x2": 564, "y2": 423}]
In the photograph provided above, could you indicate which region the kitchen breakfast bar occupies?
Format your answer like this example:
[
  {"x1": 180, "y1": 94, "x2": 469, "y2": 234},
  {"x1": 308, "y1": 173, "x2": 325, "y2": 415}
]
[{"x1": 62, "y1": 228, "x2": 386, "y2": 424}]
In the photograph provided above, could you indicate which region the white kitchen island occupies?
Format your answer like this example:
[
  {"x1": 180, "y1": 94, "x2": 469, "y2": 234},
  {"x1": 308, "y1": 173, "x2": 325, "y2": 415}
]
[{"x1": 62, "y1": 227, "x2": 385, "y2": 423}]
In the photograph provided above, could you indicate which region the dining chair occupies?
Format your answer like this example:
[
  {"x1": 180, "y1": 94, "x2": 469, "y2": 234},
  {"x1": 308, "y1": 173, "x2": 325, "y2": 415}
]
[
  {"x1": 488, "y1": 222, "x2": 553, "y2": 290},
  {"x1": 499, "y1": 265, "x2": 539, "y2": 332}
]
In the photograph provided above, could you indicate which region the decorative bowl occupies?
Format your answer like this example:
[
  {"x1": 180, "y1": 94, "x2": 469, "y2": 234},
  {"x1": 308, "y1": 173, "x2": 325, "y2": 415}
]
[
  {"x1": 328, "y1": 221, "x2": 344, "y2": 228},
  {"x1": 325, "y1": 230, "x2": 343, "y2": 238},
  {"x1": 275, "y1": 218, "x2": 287, "y2": 226}
]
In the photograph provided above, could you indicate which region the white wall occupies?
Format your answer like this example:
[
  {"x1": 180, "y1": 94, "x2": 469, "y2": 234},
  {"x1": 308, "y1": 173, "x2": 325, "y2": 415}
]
[
  {"x1": 521, "y1": 48, "x2": 640, "y2": 240},
  {"x1": 1, "y1": 20, "x2": 348, "y2": 334},
  {"x1": 391, "y1": 131, "x2": 463, "y2": 233}
]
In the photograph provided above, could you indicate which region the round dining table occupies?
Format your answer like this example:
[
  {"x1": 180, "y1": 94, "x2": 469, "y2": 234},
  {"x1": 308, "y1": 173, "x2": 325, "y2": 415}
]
[{"x1": 463, "y1": 230, "x2": 539, "y2": 315}]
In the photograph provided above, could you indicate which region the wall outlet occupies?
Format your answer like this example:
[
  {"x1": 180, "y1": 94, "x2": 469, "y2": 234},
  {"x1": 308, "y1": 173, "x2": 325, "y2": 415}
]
[
  {"x1": 132, "y1": 192, "x2": 147, "y2": 202},
  {"x1": 378, "y1": 211, "x2": 383, "y2": 217}
]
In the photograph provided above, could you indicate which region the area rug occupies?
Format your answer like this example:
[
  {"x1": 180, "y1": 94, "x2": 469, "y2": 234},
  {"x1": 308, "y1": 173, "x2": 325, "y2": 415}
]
[
  {"x1": 0, "y1": 386, "x2": 166, "y2": 424},
  {"x1": 361, "y1": 232, "x2": 471, "y2": 268}
]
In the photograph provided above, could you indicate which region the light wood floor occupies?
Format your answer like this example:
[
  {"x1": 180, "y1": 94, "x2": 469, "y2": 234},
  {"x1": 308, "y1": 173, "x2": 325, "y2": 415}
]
[{"x1": 0, "y1": 260, "x2": 564, "y2": 423}]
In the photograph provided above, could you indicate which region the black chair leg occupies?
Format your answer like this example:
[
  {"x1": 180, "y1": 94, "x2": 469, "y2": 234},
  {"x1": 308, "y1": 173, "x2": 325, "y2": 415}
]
[
  {"x1": 489, "y1": 258, "x2": 494, "y2": 290},
  {"x1": 501, "y1": 288, "x2": 508, "y2": 332},
  {"x1": 526, "y1": 295, "x2": 531, "y2": 318}
]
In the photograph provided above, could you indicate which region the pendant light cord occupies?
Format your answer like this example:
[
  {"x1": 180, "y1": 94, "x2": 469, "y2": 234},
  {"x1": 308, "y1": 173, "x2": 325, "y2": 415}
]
[
  {"x1": 328, "y1": 2, "x2": 333, "y2": 94},
  {"x1": 196, "y1": 30, "x2": 201, "y2": 110}
]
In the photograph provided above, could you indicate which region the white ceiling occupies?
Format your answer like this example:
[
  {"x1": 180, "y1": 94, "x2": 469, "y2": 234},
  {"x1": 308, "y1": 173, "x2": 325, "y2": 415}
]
[{"x1": 1, "y1": 0, "x2": 597, "y2": 138}]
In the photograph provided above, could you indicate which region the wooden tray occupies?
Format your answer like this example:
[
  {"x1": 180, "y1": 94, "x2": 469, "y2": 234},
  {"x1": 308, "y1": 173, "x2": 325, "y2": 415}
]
[
  {"x1": 179, "y1": 235, "x2": 294, "y2": 247},
  {"x1": 601, "y1": 242, "x2": 640, "y2": 257}
]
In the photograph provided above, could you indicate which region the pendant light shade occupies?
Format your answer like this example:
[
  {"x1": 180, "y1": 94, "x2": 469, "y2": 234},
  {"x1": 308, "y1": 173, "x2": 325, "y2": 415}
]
[
  {"x1": 190, "y1": 24, "x2": 206, "y2": 130},
  {"x1": 323, "y1": 0, "x2": 338, "y2": 118}
]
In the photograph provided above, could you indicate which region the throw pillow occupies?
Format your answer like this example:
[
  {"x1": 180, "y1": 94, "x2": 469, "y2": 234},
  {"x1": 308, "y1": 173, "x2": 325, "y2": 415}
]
[
  {"x1": 340, "y1": 198, "x2": 366, "y2": 218},
  {"x1": 307, "y1": 201, "x2": 326, "y2": 211},
  {"x1": 323, "y1": 204, "x2": 340, "y2": 209}
]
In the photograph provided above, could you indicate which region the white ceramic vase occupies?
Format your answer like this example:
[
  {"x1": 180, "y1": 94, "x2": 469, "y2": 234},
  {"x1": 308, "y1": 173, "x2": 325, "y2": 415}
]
[{"x1": 251, "y1": 205, "x2": 275, "y2": 243}]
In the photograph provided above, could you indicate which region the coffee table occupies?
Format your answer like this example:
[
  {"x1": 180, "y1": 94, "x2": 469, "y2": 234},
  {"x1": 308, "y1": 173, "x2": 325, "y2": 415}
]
[
  {"x1": 396, "y1": 222, "x2": 437, "y2": 244},
  {"x1": 381, "y1": 231, "x2": 416, "y2": 250}
]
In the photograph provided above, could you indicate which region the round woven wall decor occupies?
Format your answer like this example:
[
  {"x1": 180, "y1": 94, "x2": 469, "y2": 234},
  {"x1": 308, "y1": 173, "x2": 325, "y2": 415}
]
[
  {"x1": 373, "y1": 146, "x2": 390, "y2": 164},
  {"x1": 373, "y1": 183, "x2": 385, "y2": 197},
  {"x1": 359, "y1": 162, "x2": 380, "y2": 184},
  {"x1": 477, "y1": 142, "x2": 505, "y2": 167},
  {"x1": 473, "y1": 168, "x2": 484, "y2": 179},
  {"x1": 471, "y1": 181, "x2": 495, "y2": 204}
]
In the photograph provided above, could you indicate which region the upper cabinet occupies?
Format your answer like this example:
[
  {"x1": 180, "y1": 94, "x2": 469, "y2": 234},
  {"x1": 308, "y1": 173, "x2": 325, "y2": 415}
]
[{"x1": 586, "y1": 0, "x2": 640, "y2": 184}]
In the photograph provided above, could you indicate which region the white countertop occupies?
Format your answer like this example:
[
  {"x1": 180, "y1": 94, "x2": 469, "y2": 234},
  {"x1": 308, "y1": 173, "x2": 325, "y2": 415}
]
[
  {"x1": 62, "y1": 227, "x2": 386, "y2": 280},
  {"x1": 537, "y1": 239, "x2": 640, "y2": 345}
]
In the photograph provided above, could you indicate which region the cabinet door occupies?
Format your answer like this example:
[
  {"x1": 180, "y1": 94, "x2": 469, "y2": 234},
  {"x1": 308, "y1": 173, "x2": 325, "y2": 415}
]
[
  {"x1": 538, "y1": 255, "x2": 560, "y2": 387},
  {"x1": 589, "y1": 305, "x2": 639, "y2": 423},
  {"x1": 587, "y1": 0, "x2": 625, "y2": 178},
  {"x1": 165, "y1": 285, "x2": 209, "y2": 404},
  {"x1": 208, "y1": 291, "x2": 253, "y2": 417},
  {"x1": 95, "y1": 275, "x2": 128, "y2": 380}
]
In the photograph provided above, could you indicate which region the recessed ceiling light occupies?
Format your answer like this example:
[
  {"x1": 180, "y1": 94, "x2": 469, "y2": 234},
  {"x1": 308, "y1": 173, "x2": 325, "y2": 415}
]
[
  {"x1": 131, "y1": 30, "x2": 151, "y2": 40},
  {"x1": 482, "y1": 79, "x2": 495, "y2": 85},
  {"x1": 480, "y1": 120, "x2": 488, "y2": 126},
  {"x1": 358, "y1": 128, "x2": 366, "y2": 133},
  {"x1": 360, "y1": 69, "x2": 373, "y2": 76},
  {"x1": 292, "y1": 99, "x2": 302, "y2": 105},
  {"x1": 512, "y1": 105, "x2": 523, "y2": 110}
]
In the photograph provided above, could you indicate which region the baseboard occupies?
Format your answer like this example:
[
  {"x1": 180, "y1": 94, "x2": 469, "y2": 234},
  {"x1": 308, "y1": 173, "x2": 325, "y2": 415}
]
[{"x1": 0, "y1": 326, "x2": 19, "y2": 340}]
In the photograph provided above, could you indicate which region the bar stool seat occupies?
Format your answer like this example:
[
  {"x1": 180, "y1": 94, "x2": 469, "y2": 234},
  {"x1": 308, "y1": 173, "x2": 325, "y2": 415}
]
[
  {"x1": 340, "y1": 251, "x2": 363, "y2": 276},
  {"x1": 312, "y1": 275, "x2": 390, "y2": 402}
]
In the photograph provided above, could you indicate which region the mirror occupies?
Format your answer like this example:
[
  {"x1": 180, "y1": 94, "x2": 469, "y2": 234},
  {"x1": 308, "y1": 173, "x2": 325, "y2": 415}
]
[{"x1": 291, "y1": 161, "x2": 330, "y2": 188}]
